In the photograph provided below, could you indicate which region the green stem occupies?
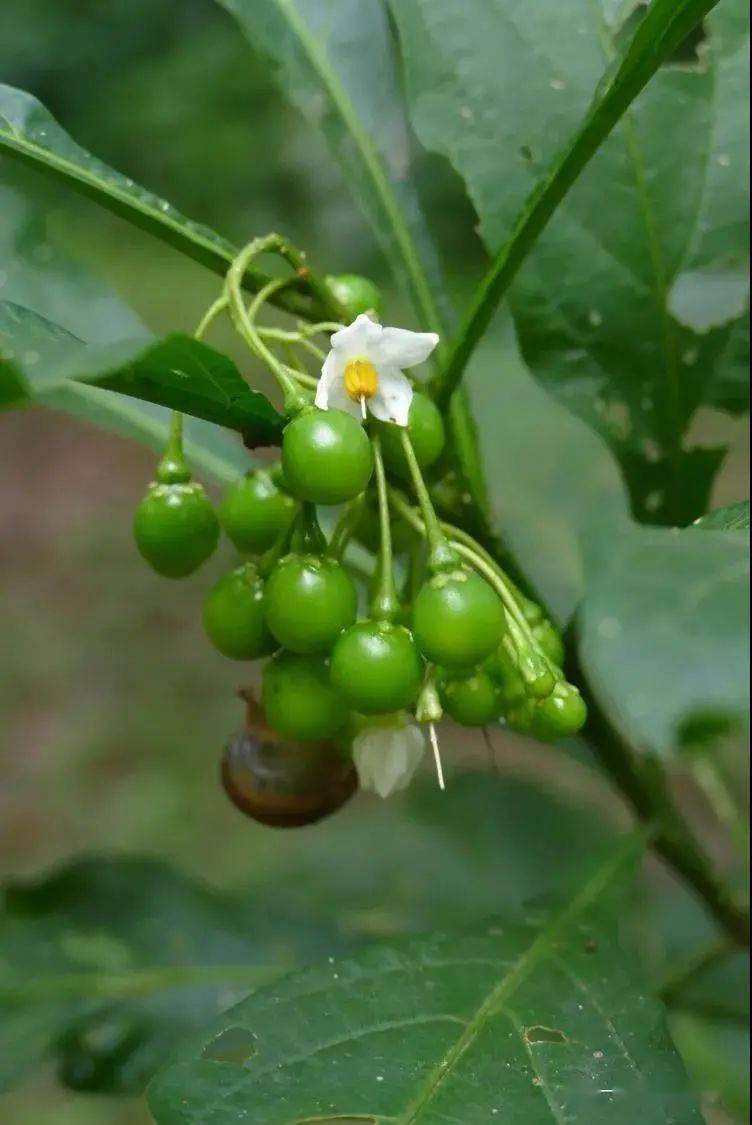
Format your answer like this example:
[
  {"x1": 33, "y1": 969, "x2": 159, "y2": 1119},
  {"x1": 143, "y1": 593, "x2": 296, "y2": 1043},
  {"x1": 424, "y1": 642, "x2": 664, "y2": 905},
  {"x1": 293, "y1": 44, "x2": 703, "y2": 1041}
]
[
  {"x1": 328, "y1": 493, "x2": 366, "y2": 560},
  {"x1": 691, "y1": 755, "x2": 750, "y2": 867},
  {"x1": 194, "y1": 294, "x2": 229, "y2": 342},
  {"x1": 156, "y1": 410, "x2": 190, "y2": 484},
  {"x1": 369, "y1": 435, "x2": 399, "y2": 622},
  {"x1": 399, "y1": 430, "x2": 457, "y2": 573}
]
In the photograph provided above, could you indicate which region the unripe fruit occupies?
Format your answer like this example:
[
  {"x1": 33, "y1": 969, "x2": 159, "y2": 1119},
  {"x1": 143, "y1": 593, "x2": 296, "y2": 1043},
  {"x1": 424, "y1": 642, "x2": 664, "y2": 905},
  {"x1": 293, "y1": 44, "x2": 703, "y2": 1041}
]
[
  {"x1": 376, "y1": 393, "x2": 445, "y2": 480},
  {"x1": 412, "y1": 570, "x2": 505, "y2": 669},
  {"x1": 282, "y1": 409, "x2": 373, "y2": 505},
  {"x1": 218, "y1": 468, "x2": 296, "y2": 554},
  {"x1": 533, "y1": 619, "x2": 565, "y2": 668},
  {"x1": 264, "y1": 553, "x2": 357, "y2": 653},
  {"x1": 439, "y1": 668, "x2": 503, "y2": 726},
  {"x1": 533, "y1": 682, "x2": 588, "y2": 739},
  {"x1": 133, "y1": 481, "x2": 218, "y2": 578},
  {"x1": 262, "y1": 651, "x2": 348, "y2": 741},
  {"x1": 330, "y1": 621, "x2": 424, "y2": 714},
  {"x1": 203, "y1": 562, "x2": 276, "y2": 660},
  {"x1": 326, "y1": 273, "x2": 382, "y2": 319}
]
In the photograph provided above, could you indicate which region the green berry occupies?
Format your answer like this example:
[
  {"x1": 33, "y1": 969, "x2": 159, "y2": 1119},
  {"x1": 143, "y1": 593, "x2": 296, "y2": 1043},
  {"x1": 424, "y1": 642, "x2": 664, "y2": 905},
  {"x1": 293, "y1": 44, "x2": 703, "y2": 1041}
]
[
  {"x1": 533, "y1": 682, "x2": 588, "y2": 739},
  {"x1": 203, "y1": 562, "x2": 276, "y2": 660},
  {"x1": 376, "y1": 393, "x2": 445, "y2": 480},
  {"x1": 326, "y1": 274, "x2": 382, "y2": 319},
  {"x1": 282, "y1": 409, "x2": 373, "y2": 505},
  {"x1": 439, "y1": 668, "x2": 503, "y2": 726},
  {"x1": 505, "y1": 697, "x2": 538, "y2": 734},
  {"x1": 218, "y1": 468, "x2": 296, "y2": 554},
  {"x1": 262, "y1": 651, "x2": 348, "y2": 741},
  {"x1": 533, "y1": 619, "x2": 565, "y2": 667},
  {"x1": 330, "y1": 621, "x2": 424, "y2": 714},
  {"x1": 133, "y1": 481, "x2": 218, "y2": 578},
  {"x1": 412, "y1": 570, "x2": 505, "y2": 669},
  {"x1": 264, "y1": 553, "x2": 357, "y2": 653}
]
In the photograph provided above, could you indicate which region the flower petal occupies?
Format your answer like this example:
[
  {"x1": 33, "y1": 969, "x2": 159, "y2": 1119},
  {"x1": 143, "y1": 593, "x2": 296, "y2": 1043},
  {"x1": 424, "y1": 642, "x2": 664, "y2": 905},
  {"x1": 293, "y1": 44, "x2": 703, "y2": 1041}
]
[
  {"x1": 331, "y1": 313, "x2": 382, "y2": 358},
  {"x1": 368, "y1": 366, "x2": 413, "y2": 426},
  {"x1": 353, "y1": 722, "x2": 425, "y2": 798},
  {"x1": 314, "y1": 348, "x2": 345, "y2": 410},
  {"x1": 371, "y1": 327, "x2": 439, "y2": 369}
]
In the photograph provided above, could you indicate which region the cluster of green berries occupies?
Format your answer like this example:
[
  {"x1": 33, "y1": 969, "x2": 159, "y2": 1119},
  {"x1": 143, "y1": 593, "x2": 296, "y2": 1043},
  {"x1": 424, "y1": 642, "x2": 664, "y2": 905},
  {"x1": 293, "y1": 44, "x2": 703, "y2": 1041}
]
[{"x1": 134, "y1": 395, "x2": 586, "y2": 767}]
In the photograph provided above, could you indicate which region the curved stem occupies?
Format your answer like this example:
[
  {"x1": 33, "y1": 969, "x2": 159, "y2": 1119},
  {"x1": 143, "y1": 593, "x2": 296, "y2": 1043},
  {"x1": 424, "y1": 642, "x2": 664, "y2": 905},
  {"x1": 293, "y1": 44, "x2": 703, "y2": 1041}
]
[
  {"x1": 328, "y1": 493, "x2": 366, "y2": 560},
  {"x1": 369, "y1": 435, "x2": 399, "y2": 622},
  {"x1": 194, "y1": 294, "x2": 228, "y2": 342}
]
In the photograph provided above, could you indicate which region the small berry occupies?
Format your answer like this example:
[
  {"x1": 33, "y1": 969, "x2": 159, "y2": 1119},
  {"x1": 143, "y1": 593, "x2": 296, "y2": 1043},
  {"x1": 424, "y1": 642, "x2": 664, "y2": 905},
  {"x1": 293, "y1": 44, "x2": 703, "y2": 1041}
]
[
  {"x1": 264, "y1": 553, "x2": 357, "y2": 653},
  {"x1": 218, "y1": 468, "x2": 296, "y2": 553},
  {"x1": 326, "y1": 274, "x2": 382, "y2": 319},
  {"x1": 282, "y1": 409, "x2": 373, "y2": 505},
  {"x1": 262, "y1": 651, "x2": 348, "y2": 741},
  {"x1": 203, "y1": 562, "x2": 276, "y2": 660},
  {"x1": 533, "y1": 682, "x2": 588, "y2": 738},
  {"x1": 440, "y1": 668, "x2": 503, "y2": 726},
  {"x1": 376, "y1": 392, "x2": 445, "y2": 480}
]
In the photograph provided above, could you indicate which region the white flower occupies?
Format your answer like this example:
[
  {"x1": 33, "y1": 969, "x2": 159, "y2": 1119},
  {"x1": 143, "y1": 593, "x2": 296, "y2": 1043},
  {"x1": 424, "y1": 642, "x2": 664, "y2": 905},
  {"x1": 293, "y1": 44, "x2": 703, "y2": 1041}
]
[
  {"x1": 315, "y1": 314, "x2": 439, "y2": 426},
  {"x1": 352, "y1": 716, "x2": 426, "y2": 798}
]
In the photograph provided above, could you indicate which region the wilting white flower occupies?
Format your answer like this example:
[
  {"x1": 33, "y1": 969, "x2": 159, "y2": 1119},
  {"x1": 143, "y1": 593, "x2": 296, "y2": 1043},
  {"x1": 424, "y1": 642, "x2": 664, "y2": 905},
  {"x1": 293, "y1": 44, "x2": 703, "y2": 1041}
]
[
  {"x1": 315, "y1": 313, "x2": 439, "y2": 426},
  {"x1": 352, "y1": 716, "x2": 426, "y2": 798}
]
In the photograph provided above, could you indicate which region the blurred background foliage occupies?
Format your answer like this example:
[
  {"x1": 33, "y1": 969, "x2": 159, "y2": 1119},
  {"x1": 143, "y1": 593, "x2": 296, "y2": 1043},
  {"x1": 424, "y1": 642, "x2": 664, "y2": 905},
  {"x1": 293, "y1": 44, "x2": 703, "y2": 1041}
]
[{"x1": 0, "y1": 1, "x2": 748, "y2": 1122}]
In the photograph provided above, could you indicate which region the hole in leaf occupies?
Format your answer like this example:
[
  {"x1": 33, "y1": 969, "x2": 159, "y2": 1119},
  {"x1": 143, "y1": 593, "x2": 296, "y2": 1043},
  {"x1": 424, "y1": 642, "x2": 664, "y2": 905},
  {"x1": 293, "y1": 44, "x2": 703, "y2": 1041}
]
[
  {"x1": 524, "y1": 1025, "x2": 569, "y2": 1045},
  {"x1": 201, "y1": 1027, "x2": 258, "y2": 1066}
]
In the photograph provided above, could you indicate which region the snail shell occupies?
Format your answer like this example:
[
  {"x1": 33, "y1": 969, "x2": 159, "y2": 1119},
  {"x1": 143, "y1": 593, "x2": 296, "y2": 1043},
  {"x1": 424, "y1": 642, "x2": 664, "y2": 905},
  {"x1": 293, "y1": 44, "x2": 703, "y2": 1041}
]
[{"x1": 221, "y1": 690, "x2": 357, "y2": 828}]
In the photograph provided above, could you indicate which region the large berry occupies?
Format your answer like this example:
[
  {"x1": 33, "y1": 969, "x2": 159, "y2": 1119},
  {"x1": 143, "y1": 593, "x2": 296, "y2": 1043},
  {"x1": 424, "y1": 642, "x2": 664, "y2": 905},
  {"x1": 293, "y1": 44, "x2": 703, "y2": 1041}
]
[
  {"x1": 326, "y1": 274, "x2": 382, "y2": 319},
  {"x1": 134, "y1": 482, "x2": 218, "y2": 578},
  {"x1": 282, "y1": 409, "x2": 373, "y2": 505},
  {"x1": 330, "y1": 621, "x2": 424, "y2": 714},
  {"x1": 264, "y1": 553, "x2": 357, "y2": 653},
  {"x1": 412, "y1": 570, "x2": 505, "y2": 668}
]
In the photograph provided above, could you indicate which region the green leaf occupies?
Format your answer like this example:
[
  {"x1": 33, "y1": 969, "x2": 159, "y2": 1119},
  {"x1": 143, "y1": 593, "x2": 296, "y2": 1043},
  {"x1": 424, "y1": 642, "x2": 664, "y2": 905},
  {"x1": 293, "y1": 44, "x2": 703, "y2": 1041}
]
[
  {"x1": 0, "y1": 774, "x2": 616, "y2": 1096},
  {"x1": 149, "y1": 830, "x2": 702, "y2": 1124},
  {"x1": 465, "y1": 313, "x2": 749, "y2": 753},
  {"x1": 693, "y1": 500, "x2": 750, "y2": 531},
  {"x1": 215, "y1": 0, "x2": 448, "y2": 336},
  {"x1": 0, "y1": 83, "x2": 321, "y2": 319},
  {"x1": 391, "y1": 0, "x2": 748, "y2": 522},
  {"x1": 0, "y1": 302, "x2": 284, "y2": 446}
]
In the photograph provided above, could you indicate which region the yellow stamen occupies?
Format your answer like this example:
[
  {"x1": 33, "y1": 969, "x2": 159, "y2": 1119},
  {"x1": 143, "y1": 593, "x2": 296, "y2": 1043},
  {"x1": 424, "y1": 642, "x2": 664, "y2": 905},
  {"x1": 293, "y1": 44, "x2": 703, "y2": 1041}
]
[{"x1": 344, "y1": 358, "x2": 378, "y2": 403}]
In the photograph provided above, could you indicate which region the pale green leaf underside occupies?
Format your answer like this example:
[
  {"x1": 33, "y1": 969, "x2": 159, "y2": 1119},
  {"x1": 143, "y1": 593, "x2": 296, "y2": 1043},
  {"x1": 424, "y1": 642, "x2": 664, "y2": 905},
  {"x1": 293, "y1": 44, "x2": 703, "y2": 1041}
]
[
  {"x1": 148, "y1": 831, "x2": 701, "y2": 1124},
  {"x1": 693, "y1": 500, "x2": 750, "y2": 532},
  {"x1": 0, "y1": 83, "x2": 322, "y2": 318}
]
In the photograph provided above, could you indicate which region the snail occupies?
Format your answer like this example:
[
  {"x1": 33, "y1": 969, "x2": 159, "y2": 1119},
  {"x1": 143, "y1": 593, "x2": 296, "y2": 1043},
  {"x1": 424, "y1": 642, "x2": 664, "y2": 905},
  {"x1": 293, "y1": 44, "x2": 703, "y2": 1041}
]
[{"x1": 221, "y1": 690, "x2": 357, "y2": 828}]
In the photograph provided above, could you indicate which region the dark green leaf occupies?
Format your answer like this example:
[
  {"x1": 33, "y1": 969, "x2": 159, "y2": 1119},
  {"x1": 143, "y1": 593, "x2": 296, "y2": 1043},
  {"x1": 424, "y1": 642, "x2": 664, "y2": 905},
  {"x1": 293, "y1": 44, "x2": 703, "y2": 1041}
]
[
  {"x1": 149, "y1": 830, "x2": 703, "y2": 1124},
  {"x1": 0, "y1": 302, "x2": 284, "y2": 446},
  {"x1": 0, "y1": 773, "x2": 616, "y2": 1096},
  {"x1": 0, "y1": 82, "x2": 321, "y2": 319},
  {"x1": 392, "y1": 0, "x2": 748, "y2": 521},
  {"x1": 693, "y1": 500, "x2": 750, "y2": 532},
  {"x1": 216, "y1": 0, "x2": 449, "y2": 336}
]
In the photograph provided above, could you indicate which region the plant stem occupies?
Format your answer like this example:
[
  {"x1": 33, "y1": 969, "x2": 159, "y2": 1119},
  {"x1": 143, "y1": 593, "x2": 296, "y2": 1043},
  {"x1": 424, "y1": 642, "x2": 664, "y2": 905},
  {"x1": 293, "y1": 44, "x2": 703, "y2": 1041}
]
[
  {"x1": 194, "y1": 294, "x2": 229, "y2": 341},
  {"x1": 570, "y1": 644, "x2": 750, "y2": 948},
  {"x1": 369, "y1": 435, "x2": 399, "y2": 622},
  {"x1": 328, "y1": 493, "x2": 366, "y2": 560},
  {"x1": 691, "y1": 755, "x2": 750, "y2": 867},
  {"x1": 399, "y1": 430, "x2": 458, "y2": 573}
]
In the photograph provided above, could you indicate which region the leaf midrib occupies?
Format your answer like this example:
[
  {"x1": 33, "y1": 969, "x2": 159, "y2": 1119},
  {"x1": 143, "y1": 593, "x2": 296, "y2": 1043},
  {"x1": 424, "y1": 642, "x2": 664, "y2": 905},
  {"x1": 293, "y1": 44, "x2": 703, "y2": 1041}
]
[{"x1": 398, "y1": 829, "x2": 650, "y2": 1122}]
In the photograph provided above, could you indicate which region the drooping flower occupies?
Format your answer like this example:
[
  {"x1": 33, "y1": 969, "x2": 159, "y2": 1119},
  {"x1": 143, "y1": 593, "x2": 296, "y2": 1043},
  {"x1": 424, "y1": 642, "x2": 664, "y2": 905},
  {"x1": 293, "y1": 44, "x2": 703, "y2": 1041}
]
[
  {"x1": 315, "y1": 313, "x2": 439, "y2": 426},
  {"x1": 352, "y1": 714, "x2": 426, "y2": 798}
]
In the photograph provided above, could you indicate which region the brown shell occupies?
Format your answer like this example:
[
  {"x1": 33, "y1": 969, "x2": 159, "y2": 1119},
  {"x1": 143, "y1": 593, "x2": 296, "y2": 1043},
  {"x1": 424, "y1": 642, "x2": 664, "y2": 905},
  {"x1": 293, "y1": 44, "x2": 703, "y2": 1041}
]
[{"x1": 221, "y1": 690, "x2": 357, "y2": 828}]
